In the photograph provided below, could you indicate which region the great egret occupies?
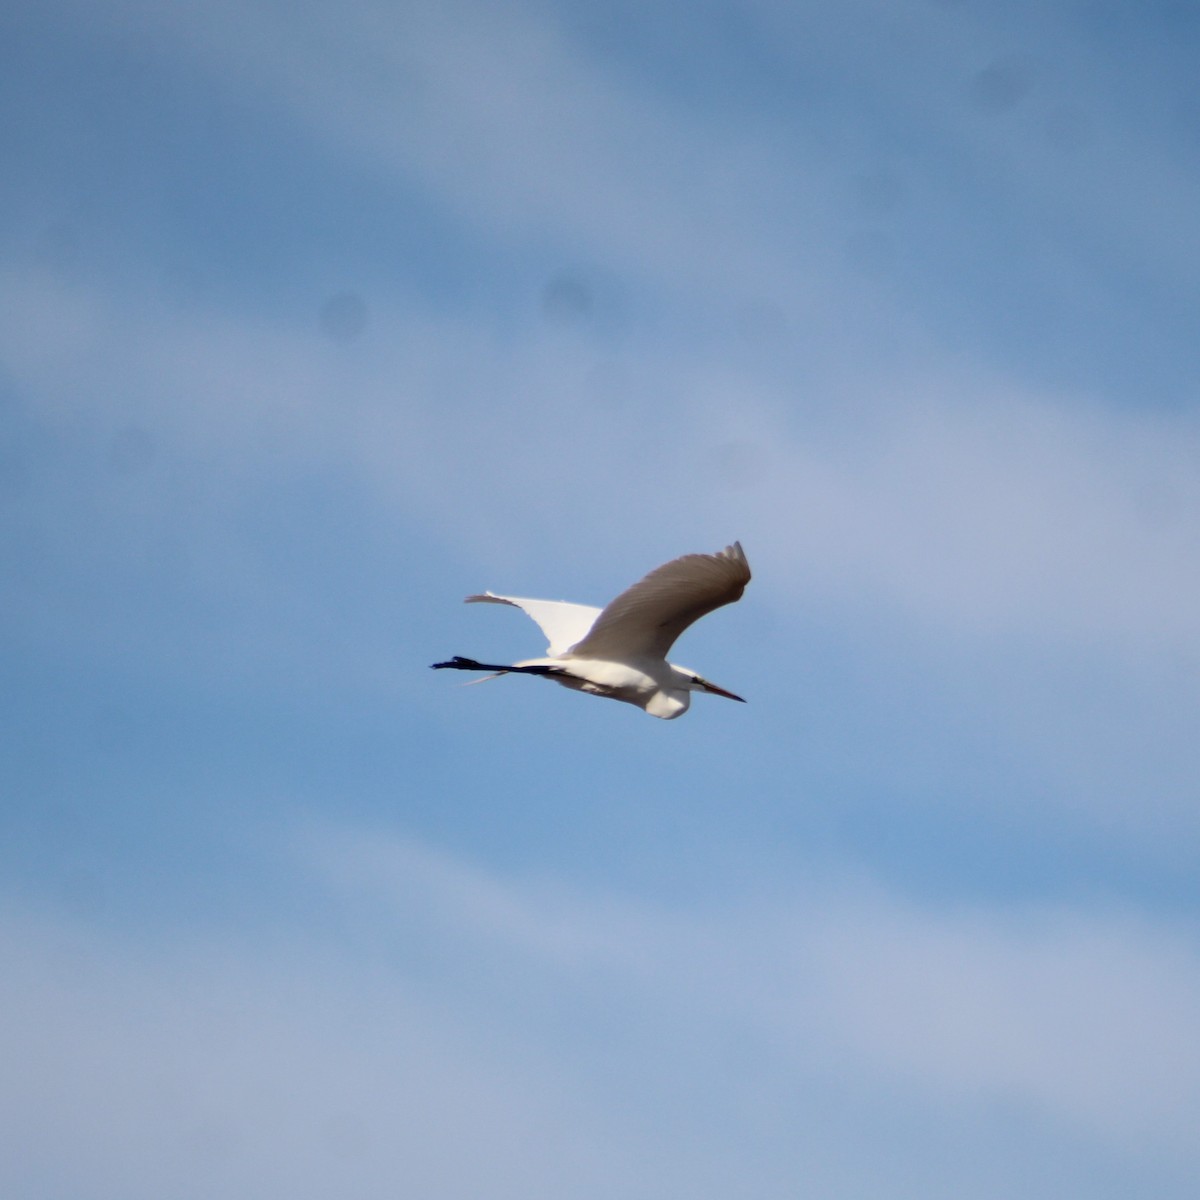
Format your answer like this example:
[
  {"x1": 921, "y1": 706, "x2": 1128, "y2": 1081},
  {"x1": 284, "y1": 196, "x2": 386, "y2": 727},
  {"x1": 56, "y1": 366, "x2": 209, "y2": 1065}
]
[{"x1": 432, "y1": 542, "x2": 750, "y2": 719}]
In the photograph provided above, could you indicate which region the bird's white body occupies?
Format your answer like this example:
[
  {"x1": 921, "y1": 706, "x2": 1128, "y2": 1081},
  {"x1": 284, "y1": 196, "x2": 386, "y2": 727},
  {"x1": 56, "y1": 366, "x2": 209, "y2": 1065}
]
[
  {"x1": 508, "y1": 654, "x2": 698, "y2": 719},
  {"x1": 433, "y1": 542, "x2": 751, "y2": 719}
]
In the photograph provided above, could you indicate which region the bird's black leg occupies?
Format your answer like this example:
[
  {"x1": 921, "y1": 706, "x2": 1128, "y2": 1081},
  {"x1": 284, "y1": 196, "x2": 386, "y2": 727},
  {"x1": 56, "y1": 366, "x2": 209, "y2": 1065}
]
[
  {"x1": 430, "y1": 655, "x2": 562, "y2": 677},
  {"x1": 431, "y1": 655, "x2": 509, "y2": 673}
]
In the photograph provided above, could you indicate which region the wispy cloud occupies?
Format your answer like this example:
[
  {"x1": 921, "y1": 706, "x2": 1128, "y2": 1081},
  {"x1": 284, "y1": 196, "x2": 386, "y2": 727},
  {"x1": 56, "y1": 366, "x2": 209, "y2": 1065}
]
[
  {"x1": 0, "y1": 905, "x2": 633, "y2": 1200},
  {"x1": 709, "y1": 377, "x2": 1200, "y2": 649},
  {"x1": 7, "y1": 255, "x2": 1198, "y2": 648},
  {"x1": 4, "y1": 825, "x2": 1199, "y2": 1198},
  {"x1": 309, "y1": 825, "x2": 1200, "y2": 1155}
]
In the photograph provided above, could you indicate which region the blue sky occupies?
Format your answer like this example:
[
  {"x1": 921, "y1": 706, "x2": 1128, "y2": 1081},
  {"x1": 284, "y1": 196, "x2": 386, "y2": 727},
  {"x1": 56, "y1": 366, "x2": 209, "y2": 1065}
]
[{"x1": 3, "y1": 0, "x2": 1200, "y2": 1194}]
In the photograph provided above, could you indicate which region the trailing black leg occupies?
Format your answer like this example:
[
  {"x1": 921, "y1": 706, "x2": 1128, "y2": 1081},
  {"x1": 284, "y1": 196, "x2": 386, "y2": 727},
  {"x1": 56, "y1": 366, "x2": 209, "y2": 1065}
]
[
  {"x1": 432, "y1": 655, "x2": 504, "y2": 672},
  {"x1": 430, "y1": 655, "x2": 562, "y2": 677}
]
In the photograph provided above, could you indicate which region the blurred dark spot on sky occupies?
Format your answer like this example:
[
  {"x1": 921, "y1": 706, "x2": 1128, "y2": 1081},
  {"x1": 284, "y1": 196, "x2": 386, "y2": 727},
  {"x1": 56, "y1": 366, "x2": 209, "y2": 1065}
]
[
  {"x1": 852, "y1": 170, "x2": 905, "y2": 215},
  {"x1": 734, "y1": 298, "x2": 787, "y2": 345},
  {"x1": 185, "y1": 1114, "x2": 244, "y2": 1163},
  {"x1": 319, "y1": 291, "x2": 369, "y2": 341},
  {"x1": 59, "y1": 866, "x2": 106, "y2": 917},
  {"x1": 582, "y1": 359, "x2": 630, "y2": 407},
  {"x1": 708, "y1": 439, "x2": 765, "y2": 489},
  {"x1": 33, "y1": 221, "x2": 81, "y2": 273},
  {"x1": 1158, "y1": 0, "x2": 1200, "y2": 32},
  {"x1": 1174, "y1": 95, "x2": 1200, "y2": 138},
  {"x1": 843, "y1": 229, "x2": 896, "y2": 276},
  {"x1": 541, "y1": 270, "x2": 595, "y2": 323},
  {"x1": 1042, "y1": 103, "x2": 1091, "y2": 151},
  {"x1": 0, "y1": 446, "x2": 31, "y2": 502},
  {"x1": 968, "y1": 55, "x2": 1038, "y2": 114},
  {"x1": 322, "y1": 1112, "x2": 373, "y2": 1159},
  {"x1": 108, "y1": 425, "x2": 156, "y2": 475},
  {"x1": 159, "y1": 261, "x2": 208, "y2": 309},
  {"x1": 1133, "y1": 478, "x2": 1182, "y2": 528}
]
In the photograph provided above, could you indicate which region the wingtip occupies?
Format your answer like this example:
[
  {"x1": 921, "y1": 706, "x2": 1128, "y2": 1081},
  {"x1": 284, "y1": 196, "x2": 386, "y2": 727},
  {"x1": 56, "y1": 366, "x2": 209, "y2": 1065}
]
[
  {"x1": 720, "y1": 540, "x2": 750, "y2": 581},
  {"x1": 464, "y1": 591, "x2": 514, "y2": 605}
]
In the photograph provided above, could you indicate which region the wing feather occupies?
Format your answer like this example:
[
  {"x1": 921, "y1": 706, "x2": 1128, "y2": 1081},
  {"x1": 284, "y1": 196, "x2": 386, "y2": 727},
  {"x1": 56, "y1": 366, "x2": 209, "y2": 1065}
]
[
  {"x1": 568, "y1": 542, "x2": 750, "y2": 662},
  {"x1": 464, "y1": 593, "x2": 603, "y2": 656}
]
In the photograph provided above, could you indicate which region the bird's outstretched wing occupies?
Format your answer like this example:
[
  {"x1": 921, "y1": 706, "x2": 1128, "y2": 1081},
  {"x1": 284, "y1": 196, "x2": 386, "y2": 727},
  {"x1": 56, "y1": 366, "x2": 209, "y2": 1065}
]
[
  {"x1": 569, "y1": 542, "x2": 750, "y2": 662},
  {"x1": 464, "y1": 593, "x2": 603, "y2": 656}
]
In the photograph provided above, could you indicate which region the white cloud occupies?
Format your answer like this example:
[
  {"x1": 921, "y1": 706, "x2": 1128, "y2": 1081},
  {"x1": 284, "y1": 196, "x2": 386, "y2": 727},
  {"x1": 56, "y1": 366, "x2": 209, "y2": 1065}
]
[
  {"x1": 309, "y1": 826, "x2": 1200, "y2": 1157},
  {"x1": 697, "y1": 374, "x2": 1200, "y2": 650},
  {"x1": 4, "y1": 827, "x2": 1199, "y2": 1198},
  {"x1": 69, "y1": 0, "x2": 860, "y2": 309},
  {"x1": 89, "y1": 0, "x2": 1199, "y2": 336},
  {"x1": 0, "y1": 907, "x2": 633, "y2": 1200},
  {"x1": 7, "y1": 261, "x2": 1198, "y2": 654},
  {"x1": 803, "y1": 893, "x2": 1200, "y2": 1151}
]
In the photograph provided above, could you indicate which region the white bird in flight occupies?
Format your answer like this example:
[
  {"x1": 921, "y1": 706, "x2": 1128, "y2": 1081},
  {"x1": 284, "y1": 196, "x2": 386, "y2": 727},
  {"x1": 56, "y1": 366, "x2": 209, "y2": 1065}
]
[{"x1": 432, "y1": 542, "x2": 751, "y2": 719}]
